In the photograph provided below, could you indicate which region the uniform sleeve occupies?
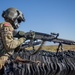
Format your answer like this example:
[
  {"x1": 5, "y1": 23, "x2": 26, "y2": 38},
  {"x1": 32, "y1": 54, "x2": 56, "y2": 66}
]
[{"x1": 1, "y1": 23, "x2": 26, "y2": 51}]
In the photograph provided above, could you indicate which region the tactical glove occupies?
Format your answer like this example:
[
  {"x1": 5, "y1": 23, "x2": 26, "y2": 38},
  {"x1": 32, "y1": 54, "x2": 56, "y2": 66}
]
[{"x1": 18, "y1": 31, "x2": 25, "y2": 37}]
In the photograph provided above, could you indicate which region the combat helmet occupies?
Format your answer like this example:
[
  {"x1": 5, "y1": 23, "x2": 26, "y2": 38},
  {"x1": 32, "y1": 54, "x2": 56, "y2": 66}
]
[{"x1": 2, "y1": 8, "x2": 25, "y2": 29}]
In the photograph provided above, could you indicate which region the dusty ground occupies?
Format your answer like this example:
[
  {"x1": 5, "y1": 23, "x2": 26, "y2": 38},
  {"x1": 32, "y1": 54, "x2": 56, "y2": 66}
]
[
  {"x1": 26, "y1": 45, "x2": 75, "y2": 52},
  {"x1": 41, "y1": 45, "x2": 75, "y2": 52}
]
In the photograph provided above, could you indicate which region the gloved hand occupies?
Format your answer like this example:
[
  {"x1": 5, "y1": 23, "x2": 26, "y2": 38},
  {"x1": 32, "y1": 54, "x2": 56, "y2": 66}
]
[{"x1": 18, "y1": 31, "x2": 25, "y2": 37}]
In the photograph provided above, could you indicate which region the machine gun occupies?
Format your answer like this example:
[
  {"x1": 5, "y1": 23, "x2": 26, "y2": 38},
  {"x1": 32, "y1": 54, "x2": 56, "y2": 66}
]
[{"x1": 13, "y1": 30, "x2": 75, "y2": 54}]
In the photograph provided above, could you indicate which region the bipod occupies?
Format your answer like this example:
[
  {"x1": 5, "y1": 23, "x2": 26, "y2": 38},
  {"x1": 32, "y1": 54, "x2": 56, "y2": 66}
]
[{"x1": 56, "y1": 43, "x2": 64, "y2": 56}]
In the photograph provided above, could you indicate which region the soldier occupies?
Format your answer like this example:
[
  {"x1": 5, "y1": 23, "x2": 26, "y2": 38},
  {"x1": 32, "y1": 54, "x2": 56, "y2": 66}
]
[{"x1": 0, "y1": 8, "x2": 38, "y2": 71}]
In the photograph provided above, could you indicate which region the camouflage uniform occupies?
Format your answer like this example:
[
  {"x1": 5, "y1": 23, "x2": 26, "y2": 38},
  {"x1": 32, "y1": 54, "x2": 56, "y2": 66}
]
[{"x1": 0, "y1": 22, "x2": 25, "y2": 69}]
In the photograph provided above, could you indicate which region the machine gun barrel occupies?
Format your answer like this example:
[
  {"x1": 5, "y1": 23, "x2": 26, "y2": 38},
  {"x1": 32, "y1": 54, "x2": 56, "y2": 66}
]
[{"x1": 52, "y1": 38, "x2": 75, "y2": 45}]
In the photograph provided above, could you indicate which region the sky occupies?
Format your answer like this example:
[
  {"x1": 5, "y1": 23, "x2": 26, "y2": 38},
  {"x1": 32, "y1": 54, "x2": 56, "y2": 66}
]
[{"x1": 0, "y1": 0, "x2": 75, "y2": 42}]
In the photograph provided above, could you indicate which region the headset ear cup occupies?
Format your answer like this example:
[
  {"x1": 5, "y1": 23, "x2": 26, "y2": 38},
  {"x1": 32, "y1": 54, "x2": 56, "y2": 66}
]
[{"x1": 2, "y1": 11, "x2": 5, "y2": 18}]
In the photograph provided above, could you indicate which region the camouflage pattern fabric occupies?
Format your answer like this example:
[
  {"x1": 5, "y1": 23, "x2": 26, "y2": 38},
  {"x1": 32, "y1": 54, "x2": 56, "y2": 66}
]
[{"x1": 0, "y1": 22, "x2": 26, "y2": 69}]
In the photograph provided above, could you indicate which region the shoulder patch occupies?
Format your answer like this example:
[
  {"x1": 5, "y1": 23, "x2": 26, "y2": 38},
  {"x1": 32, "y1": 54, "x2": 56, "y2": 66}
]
[{"x1": 4, "y1": 23, "x2": 11, "y2": 27}]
